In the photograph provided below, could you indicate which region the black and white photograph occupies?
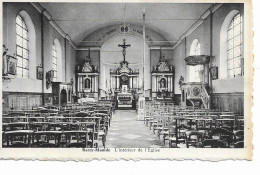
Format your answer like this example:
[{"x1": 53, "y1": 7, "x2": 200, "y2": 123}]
[{"x1": 0, "y1": 0, "x2": 253, "y2": 160}]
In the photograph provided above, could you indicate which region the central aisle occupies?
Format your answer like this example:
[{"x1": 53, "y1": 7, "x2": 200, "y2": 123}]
[{"x1": 105, "y1": 110, "x2": 167, "y2": 148}]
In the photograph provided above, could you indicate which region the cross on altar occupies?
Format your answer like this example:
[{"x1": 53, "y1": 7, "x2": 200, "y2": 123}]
[{"x1": 118, "y1": 39, "x2": 131, "y2": 62}]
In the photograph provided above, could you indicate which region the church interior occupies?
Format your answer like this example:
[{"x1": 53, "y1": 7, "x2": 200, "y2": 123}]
[{"x1": 2, "y1": 2, "x2": 245, "y2": 148}]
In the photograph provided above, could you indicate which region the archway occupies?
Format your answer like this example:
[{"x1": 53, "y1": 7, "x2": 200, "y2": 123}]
[{"x1": 99, "y1": 34, "x2": 150, "y2": 98}]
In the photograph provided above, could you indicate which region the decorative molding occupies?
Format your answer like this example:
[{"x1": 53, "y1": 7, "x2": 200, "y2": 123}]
[
  {"x1": 100, "y1": 58, "x2": 143, "y2": 66},
  {"x1": 30, "y1": 2, "x2": 77, "y2": 50},
  {"x1": 76, "y1": 47, "x2": 101, "y2": 51},
  {"x1": 172, "y1": 3, "x2": 223, "y2": 50},
  {"x1": 31, "y1": 3, "x2": 222, "y2": 51},
  {"x1": 30, "y1": 2, "x2": 43, "y2": 14},
  {"x1": 149, "y1": 46, "x2": 174, "y2": 50},
  {"x1": 42, "y1": 9, "x2": 52, "y2": 20}
]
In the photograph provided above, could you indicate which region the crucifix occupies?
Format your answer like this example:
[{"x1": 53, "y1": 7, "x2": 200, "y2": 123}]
[{"x1": 118, "y1": 39, "x2": 131, "y2": 62}]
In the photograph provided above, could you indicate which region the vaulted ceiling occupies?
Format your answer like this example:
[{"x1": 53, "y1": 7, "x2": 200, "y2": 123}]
[{"x1": 40, "y1": 3, "x2": 213, "y2": 47}]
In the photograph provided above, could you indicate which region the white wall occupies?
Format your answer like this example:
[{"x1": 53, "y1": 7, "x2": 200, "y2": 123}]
[{"x1": 100, "y1": 34, "x2": 150, "y2": 92}]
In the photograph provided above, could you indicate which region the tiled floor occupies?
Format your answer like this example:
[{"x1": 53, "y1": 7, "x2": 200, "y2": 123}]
[{"x1": 105, "y1": 110, "x2": 168, "y2": 148}]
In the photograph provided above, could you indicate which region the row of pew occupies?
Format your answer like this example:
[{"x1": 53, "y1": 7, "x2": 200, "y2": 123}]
[
  {"x1": 144, "y1": 101, "x2": 244, "y2": 148},
  {"x1": 2, "y1": 101, "x2": 115, "y2": 148}
]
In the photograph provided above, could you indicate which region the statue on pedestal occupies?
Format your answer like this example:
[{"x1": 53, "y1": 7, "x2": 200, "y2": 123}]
[{"x1": 179, "y1": 75, "x2": 184, "y2": 88}]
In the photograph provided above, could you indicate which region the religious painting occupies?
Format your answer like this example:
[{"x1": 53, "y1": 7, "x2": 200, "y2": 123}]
[
  {"x1": 46, "y1": 70, "x2": 54, "y2": 89},
  {"x1": 84, "y1": 78, "x2": 91, "y2": 89},
  {"x1": 120, "y1": 74, "x2": 129, "y2": 85},
  {"x1": 36, "y1": 66, "x2": 43, "y2": 80},
  {"x1": 6, "y1": 55, "x2": 17, "y2": 75},
  {"x1": 210, "y1": 66, "x2": 218, "y2": 80},
  {"x1": 159, "y1": 78, "x2": 166, "y2": 89}
]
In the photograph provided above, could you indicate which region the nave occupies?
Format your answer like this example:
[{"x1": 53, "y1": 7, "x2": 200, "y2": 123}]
[
  {"x1": 2, "y1": 2, "x2": 247, "y2": 150},
  {"x1": 2, "y1": 100, "x2": 244, "y2": 148},
  {"x1": 105, "y1": 110, "x2": 167, "y2": 148}
]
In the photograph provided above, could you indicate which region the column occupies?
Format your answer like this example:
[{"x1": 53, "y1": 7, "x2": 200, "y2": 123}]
[
  {"x1": 130, "y1": 77, "x2": 132, "y2": 89},
  {"x1": 115, "y1": 76, "x2": 117, "y2": 89},
  {"x1": 204, "y1": 64, "x2": 209, "y2": 84},
  {"x1": 93, "y1": 75, "x2": 95, "y2": 92},
  {"x1": 117, "y1": 77, "x2": 119, "y2": 89},
  {"x1": 78, "y1": 76, "x2": 80, "y2": 92}
]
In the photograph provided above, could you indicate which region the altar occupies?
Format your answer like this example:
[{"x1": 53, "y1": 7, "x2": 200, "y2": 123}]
[
  {"x1": 151, "y1": 53, "x2": 174, "y2": 100},
  {"x1": 117, "y1": 85, "x2": 133, "y2": 108},
  {"x1": 110, "y1": 61, "x2": 139, "y2": 108},
  {"x1": 109, "y1": 39, "x2": 140, "y2": 109}
]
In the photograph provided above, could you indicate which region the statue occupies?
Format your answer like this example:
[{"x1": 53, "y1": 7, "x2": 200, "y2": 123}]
[
  {"x1": 179, "y1": 76, "x2": 184, "y2": 88},
  {"x1": 160, "y1": 78, "x2": 166, "y2": 89}
]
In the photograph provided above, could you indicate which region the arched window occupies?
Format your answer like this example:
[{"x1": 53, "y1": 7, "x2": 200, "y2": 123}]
[
  {"x1": 220, "y1": 10, "x2": 243, "y2": 79},
  {"x1": 16, "y1": 15, "x2": 29, "y2": 78},
  {"x1": 227, "y1": 13, "x2": 243, "y2": 78},
  {"x1": 189, "y1": 39, "x2": 203, "y2": 82},
  {"x1": 52, "y1": 39, "x2": 62, "y2": 81},
  {"x1": 52, "y1": 43, "x2": 58, "y2": 81}
]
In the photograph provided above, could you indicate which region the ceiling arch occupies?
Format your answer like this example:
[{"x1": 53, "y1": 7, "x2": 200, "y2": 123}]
[
  {"x1": 40, "y1": 3, "x2": 214, "y2": 47},
  {"x1": 79, "y1": 23, "x2": 172, "y2": 48}
]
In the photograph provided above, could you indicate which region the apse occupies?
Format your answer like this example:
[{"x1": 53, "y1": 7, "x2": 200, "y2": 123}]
[{"x1": 99, "y1": 34, "x2": 150, "y2": 97}]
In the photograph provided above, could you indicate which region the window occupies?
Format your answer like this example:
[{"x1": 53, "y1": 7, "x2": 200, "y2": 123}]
[
  {"x1": 52, "y1": 39, "x2": 62, "y2": 81},
  {"x1": 16, "y1": 15, "x2": 29, "y2": 78},
  {"x1": 227, "y1": 13, "x2": 243, "y2": 78},
  {"x1": 52, "y1": 43, "x2": 58, "y2": 81},
  {"x1": 190, "y1": 39, "x2": 203, "y2": 82}
]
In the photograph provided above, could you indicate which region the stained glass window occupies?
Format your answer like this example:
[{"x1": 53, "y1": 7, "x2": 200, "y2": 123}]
[
  {"x1": 52, "y1": 43, "x2": 58, "y2": 81},
  {"x1": 227, "y1": 13, "x2": 243, "y2": 78},
  {"x1": 190, "y1": 40, "x2": 203, "y2": 82},
  {"x1": 16, "y1": 15, "x2": 29, "y2": 78}
]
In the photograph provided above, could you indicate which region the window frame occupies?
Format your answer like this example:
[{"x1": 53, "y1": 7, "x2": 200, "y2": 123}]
[
  {"x1": 16, "y1": 14, "x2": 29, "y2": 78},
  {"x1": 190, "y1": 40, "x2": 203, "y2": 82},
  {"x1": 227, "y1": 13, "x2": 243, "y2": 78},
  {"x1": 52, "y1": 42, "x2": 58, "y2": 81}
]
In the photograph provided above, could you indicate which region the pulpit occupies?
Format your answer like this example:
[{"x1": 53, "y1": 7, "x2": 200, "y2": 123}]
[
  {"x1": 180, "y1": 82, "x2": 210, "y2": 109},
  {"x1": 181, "y1": 55, "x2": 211, "y2": 109}
]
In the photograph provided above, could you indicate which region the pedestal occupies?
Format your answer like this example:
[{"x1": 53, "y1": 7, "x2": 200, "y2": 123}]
[{"x1": 136, "y1": 96, "x2": 145, "y2": 120}]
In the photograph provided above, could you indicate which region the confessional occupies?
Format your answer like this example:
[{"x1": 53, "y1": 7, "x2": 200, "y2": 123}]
[{"x1": 52, "y1": 82, "x2": 73, "y2": 107}]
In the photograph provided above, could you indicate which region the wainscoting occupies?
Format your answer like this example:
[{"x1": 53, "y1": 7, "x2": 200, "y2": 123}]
[
  {"x1": 2, "y1": 92, "x2": 44, "y2": 112},
  {"x1": 211, "y1": 93, "x2": 244, "y2": 115}
]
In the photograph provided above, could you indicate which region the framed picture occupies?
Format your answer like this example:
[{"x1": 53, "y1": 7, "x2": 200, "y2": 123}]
[
  {"x1": 6, "y1": 55, "x2": 17, "y2": 75},
  {"x1": 46, "y1": 70, "x2": 54, "y2": 89},
  {"x1": 210, "y1": 66, "x2": 218, "y2": 80},
  {"x1": 36, "y1": 66, "x2": 43, "y2": 80}
]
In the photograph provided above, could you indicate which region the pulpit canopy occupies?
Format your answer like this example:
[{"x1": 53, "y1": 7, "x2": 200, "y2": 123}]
[{"x1": 184, "y1": 55, "x2": 210, "y2": 66}]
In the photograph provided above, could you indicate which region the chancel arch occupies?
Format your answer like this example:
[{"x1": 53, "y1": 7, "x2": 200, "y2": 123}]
[
  {"x1": 79, "y1": 23, "x2": 172, "y2": 48},
  {"x1": 99, "y1": 34, "x2": 150, "y2": 99}
]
